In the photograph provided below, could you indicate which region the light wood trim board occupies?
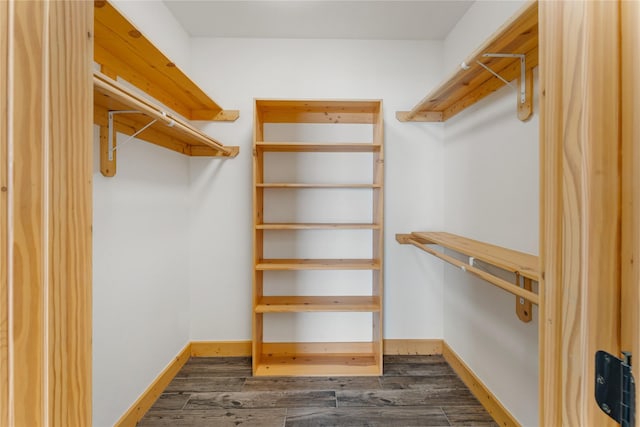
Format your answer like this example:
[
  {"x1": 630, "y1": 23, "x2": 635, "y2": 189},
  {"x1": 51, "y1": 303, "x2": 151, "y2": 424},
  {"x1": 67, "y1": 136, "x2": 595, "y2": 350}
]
[
  {"x1": 114, "y1": 343, "x2": 192, "y2": 427},
  {"x1": 2, "y1": 2, "x2": 93, "y2": 425},
  {"x1": 443, "y1": 343, "x2": 519, "y2": 427}
]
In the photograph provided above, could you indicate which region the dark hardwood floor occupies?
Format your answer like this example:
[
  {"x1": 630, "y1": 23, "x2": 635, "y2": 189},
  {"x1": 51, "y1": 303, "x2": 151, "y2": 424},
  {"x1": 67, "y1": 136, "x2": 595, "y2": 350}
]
[{"x1": 138, "y1": 355, "x2": 497, "y2": 426}]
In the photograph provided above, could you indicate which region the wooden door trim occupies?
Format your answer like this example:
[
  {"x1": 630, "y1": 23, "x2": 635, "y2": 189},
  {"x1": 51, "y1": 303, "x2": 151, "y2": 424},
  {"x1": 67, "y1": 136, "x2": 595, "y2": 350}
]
[
  {"x1": 1, "y1": 1, "x2": 93, "y2": 425},
  {"x1": 540, "y1": 1, "x2": 621, "y2": 425}
]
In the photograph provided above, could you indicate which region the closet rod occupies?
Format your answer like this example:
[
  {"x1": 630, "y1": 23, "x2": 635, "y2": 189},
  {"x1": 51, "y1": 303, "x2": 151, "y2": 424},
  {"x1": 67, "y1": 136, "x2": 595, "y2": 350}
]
[
  {"x1": 404, "y1": 237, "x2": 539, "y2": 304},
  {"x1": 94, "y1": 72, "x2": 232, "y2": 155}
]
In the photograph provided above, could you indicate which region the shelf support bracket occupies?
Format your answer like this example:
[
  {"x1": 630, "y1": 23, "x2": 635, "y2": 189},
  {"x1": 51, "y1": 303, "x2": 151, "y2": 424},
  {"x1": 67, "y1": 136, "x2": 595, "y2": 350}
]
[
  {"x1": 515, "y1": 274, "x2": 533, "y2": 323},
  {"x1": 476, "y1": 53, "x2": 533, "y2": 122},
  {"x1": 102, "y1": 110, "x2": 157, "y2": 177}
]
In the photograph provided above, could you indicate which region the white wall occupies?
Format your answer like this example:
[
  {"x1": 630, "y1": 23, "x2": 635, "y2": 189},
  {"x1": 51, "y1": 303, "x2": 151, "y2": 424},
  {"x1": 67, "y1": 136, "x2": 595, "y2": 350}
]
[
  {"x1": 93, "y1": 132, "x2": 191, "y2": 427},
  {"x1": 92, "y1": 2, "x2": 193, "y2": 426},
  {"x1": 187, "y1": 38, "x2": 446, "y2": 342},
  {"x1": 442, "y1": 1, "x2": 539, "y2": 426}
]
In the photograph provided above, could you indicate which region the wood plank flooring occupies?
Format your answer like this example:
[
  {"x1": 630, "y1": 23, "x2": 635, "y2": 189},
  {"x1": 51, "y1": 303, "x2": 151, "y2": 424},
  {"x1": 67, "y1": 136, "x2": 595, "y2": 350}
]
[{"x1": 138, "y1": 355, "x2": 497, "y2": 426}]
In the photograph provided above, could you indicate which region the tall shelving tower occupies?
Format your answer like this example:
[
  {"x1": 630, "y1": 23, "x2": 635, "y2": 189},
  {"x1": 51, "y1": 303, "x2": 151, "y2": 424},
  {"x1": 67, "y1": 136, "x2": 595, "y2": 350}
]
[{"x1": 252, "y1": 99, "x2": 384, "y2": 376}]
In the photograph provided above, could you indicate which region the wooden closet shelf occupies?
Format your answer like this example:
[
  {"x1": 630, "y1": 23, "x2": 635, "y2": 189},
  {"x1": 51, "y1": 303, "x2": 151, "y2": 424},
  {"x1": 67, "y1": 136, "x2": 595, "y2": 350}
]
[
  {"x1": 94, "y1": 1, "x2": 238, "y2": 121},
  {"x1": 397, "y1": 0, "x2": 538, "y2": 122},
  {"x1": 254, "y1": 351, "x2": 380, "y2": 376},
  {"x1": 255, "y1": 296, "x2": 381, "y2": 313},
  {"x1": 94, "y1": 72, "x2": 239, "y2": 158},
  {"x1": 256, "y1": 99, "x2": 382, "y2": 124},
  {"x1": 257, "y1": 223, "x2": 380, "y2": 230},
  {"x1": 256, "y1": 142, "x2": 381, "y2": 152},
  {"x1": 257, "y1": 183, "x2": 381, "y2": 189},
  {"x1": 256, "y1": 259, "x2": 381, "y2": 270},
  {"x1": 396, "y1": 231, "x2": 539, "y2": 305}
]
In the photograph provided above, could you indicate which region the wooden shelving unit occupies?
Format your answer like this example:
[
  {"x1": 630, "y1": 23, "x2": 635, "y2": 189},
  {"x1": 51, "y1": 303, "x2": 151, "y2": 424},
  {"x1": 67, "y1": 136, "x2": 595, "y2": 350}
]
[
  {"x1": 396, "y1": 0, "x2": 538, "y2": 123},
  {"x1": 253, "y1": 99, "x2": 384, "y2": 376},
  {"x1": 93, "y1": 1, "x2": 239, "y2": 177},
  {"x1": 397, "y1": 232, "x2": 539, "y2": 322}
]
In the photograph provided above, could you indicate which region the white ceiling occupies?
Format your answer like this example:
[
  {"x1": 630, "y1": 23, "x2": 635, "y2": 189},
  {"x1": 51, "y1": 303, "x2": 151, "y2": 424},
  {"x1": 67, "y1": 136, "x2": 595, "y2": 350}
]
[{"x1": 163, "y1": 1, "x2": 474, "y2": 40}]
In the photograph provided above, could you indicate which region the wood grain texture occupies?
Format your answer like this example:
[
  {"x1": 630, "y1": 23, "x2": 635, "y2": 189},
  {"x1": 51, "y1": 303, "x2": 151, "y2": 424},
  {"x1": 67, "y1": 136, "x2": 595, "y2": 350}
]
[
  {"x1": 621, "y1": 0, "x2": 640, "y2": 418},
  {"x1": 46, "y1": 2, "x2": 93, "y2": 425},
  {"x1": 2, "y1": 2, "x2": 93, "y2": 425},
  {"x1": 256, "y1": 142, "x2": 381, "y2": 152},
  {"x1": 243, "y1": 375, "x2": 381, "y2": 392},
  {"x1": 115, "y1": 343, "x2": 191, "y2": 427},
  {"x1": 255, "y1": 296, "x2": 381, "y2": 313},
  {"x1": 93, "y1": 72, "x2": 239, "y2": 157},
  {"x1": 185, "y1": 390, "x2": 337, "y2": 410},
  {"x1": 139, "y1": 355, "x2": 496, "y2": 426},
  {"x1": 408, "y1": 232, "x2": 538, "y2": 281},
  {"x1": 539, "y1": 1, "x2": 621, "y2": 426},
  {"x1": 286, "y1": 407, "x2": 451, "y2": 426},
  {"x1": 443, "y1": 343, "x2": 519, "y2": 427},
  {"x1": 537, "y1": 1, "x2": 563, "y2": 424},
  {"x1": 257, "y1": 183, "x2": 381, "y2": 188},
  {"x1": 398, "y1": 0, "x2": 537, "y2": 122},
  {"x1": 0, "y1": 1, "x2": 8, "y2": 425},
  {"x1": 93, "y1": 1, "x2": 238, "y2": 120},
  {"x1": 397, "y1": 234, "x2": 539, "y2": 304},
  {"x1": 256, "y1": 222, "x2": 380, "y2": 230},
  {"x1": 256, "y1": 258, "x2": 381, "y2": 270},
  {"x1": 383, "y1": 339, "x2": 443, "y2": 356},
  {"x1": 139, "y1": 409, "x2": 287, "y2": 427},
  {"x1": 11, "y1": 2, "x2": 47, "y2": 424},
  {"x1": 190, "y1": 341, "x2": 252, "y2": 357}
]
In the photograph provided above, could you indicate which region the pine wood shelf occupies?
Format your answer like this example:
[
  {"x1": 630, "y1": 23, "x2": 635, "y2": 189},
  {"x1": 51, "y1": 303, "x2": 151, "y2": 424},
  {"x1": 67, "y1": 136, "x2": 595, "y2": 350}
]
[
  {"x1": 256, "y1": 99, "x2": 383, "y2": 124},
  {"x1": 257, "y1": 223, "x2": 380, "y2": 230},
  {"x1": 257, "y1": 183, "x2": 381, "y2": 189},
  {"x1": 254, "y1": 99, "x2": 384, "y2": 376},
  {"x1": 256, "y1": 142, "x2": 381, "y2": 152},
  {"x1": 396, "y1": 0, "x2": 538, "y2": 123},
  {"x1": 94, "y1": 1, "x2": 238, "y2": 122},
  {"x1": 93, "y1": 1, "x2": 239, "y2": 177},
  {"x1": 94, "y1": 72, "x2": 239, "y2": 158},
  {"x1": 253, "y1": 353, "x2": 380, "y2": 376},
  {"x1": 396, "y1": 231, "x2": 539, "y2": 308},
  {"x1": 256, "y1": 259, "x2": 381, "y2": 271},
  {"x1": 255, "y1": 296, "x2": 381, "y2": 313}
]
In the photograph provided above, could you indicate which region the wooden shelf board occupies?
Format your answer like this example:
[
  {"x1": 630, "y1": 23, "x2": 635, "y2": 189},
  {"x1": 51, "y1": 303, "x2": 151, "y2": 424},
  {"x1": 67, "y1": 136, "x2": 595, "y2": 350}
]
[
  {"x1": 93, "y1": 72, "x2": 239, "y2": 157},
  {"x1": 407, "y1": 231, "x2": 538, "y2": 281},
  {"x1": 256, "y1": 259, "x2": 381, "y2": 270},
  {"x1": 256, "y1": 142, "x2": 381, "y2": 152},
  {"x1": 94, "y1": 1, "x2": 237, "y2": 121},
  {"x1": 397, "y1": 0, "x2": 538, "y2": 122},
  {"x1": 254, "y1": 353, "x2": 380, "y2": 376},
  {"x1": 255, "y1": 296, "x2": 380, "y2": 313},
  {"x1": 257, "y1": 183, "x2": 381, "y2": 189},
  {"x1": 256, "y1": 99, "x2": 382, "y2": 124},
  {"x1": 257, "y1": 223, "x2": 380, "y2": 230}
]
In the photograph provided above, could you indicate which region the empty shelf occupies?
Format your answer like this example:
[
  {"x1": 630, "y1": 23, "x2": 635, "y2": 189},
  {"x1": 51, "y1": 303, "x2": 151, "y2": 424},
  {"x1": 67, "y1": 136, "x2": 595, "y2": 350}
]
[
  {"x1": 256, "y1": 99, "x2": 382, "y2": 124},
  {"x1": 256, "y1": 259, "x2": 381, "y2": 270},
  {"x1": 397, "y1": 231, "x2": 539, "y2": 304},
  {"x1": 257, "y1": 183, "x2": 380, "y2": 189},
  {"x1": 94, "y1": 72, "x2": 239, "y2": 157},
  {"x1": 255, "y1": 296, "x2": 381, "y2": 313},
  {"x1": 254, "y1": 353, "x2": 380, "y2": 376},
  {"x1": 397, "y1": 0, "x2": 538, "y2": 122},
  {"x1": 256, "y1": 142, "x2": 381, "y2": 152},
  {"x1": 94, "y1": 1, "x2": 238, "y2": 121},
  {"x1": 256, "y1": 223, "x2": 380, "y2": 230},
  {"x1": 411, "y1": 232, "x2": 538, "y2": 281}
]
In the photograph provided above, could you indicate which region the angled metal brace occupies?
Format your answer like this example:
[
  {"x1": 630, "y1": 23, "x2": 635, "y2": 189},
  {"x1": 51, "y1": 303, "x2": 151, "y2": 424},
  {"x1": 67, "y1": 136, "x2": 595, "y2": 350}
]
[{"x1": 477, "y1": 53, "x2": 526, "y2": 104}]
